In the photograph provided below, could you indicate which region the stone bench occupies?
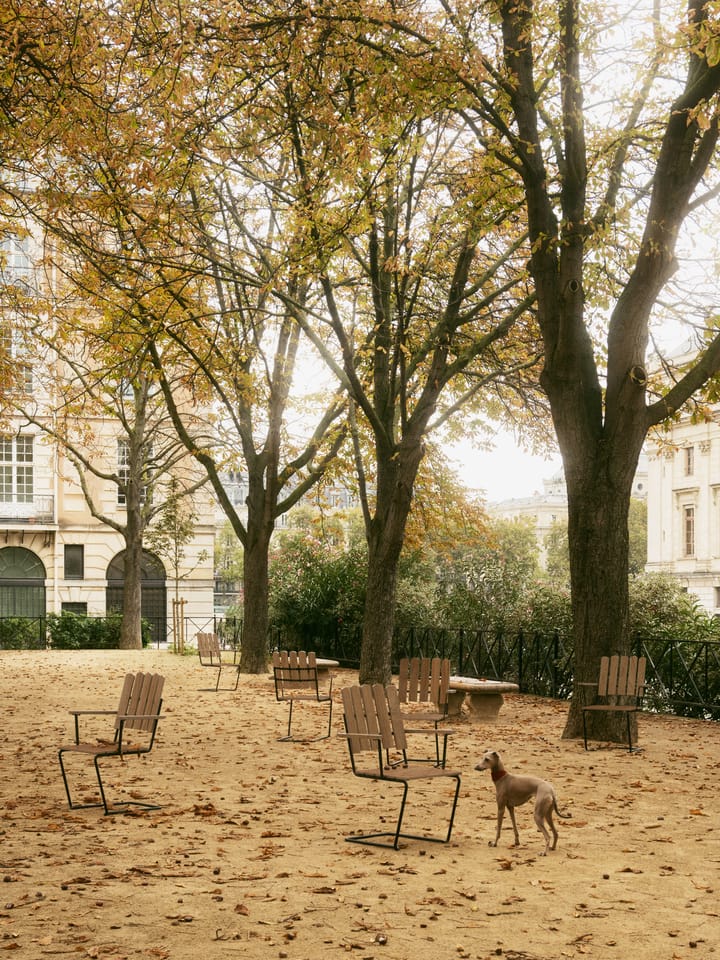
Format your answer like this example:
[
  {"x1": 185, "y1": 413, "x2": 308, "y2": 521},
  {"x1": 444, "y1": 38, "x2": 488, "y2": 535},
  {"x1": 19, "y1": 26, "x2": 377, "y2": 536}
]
[{"x1": 447, "y1": 677, "x2": 519, "y2": 721}]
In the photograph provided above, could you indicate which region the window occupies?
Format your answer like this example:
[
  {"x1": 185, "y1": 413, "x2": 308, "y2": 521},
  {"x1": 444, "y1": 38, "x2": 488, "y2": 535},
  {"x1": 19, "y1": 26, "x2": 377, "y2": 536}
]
[
  {"x1": 684, "y1": 446, "x2": 695, "y2": 476},
  {"x1": 714, "y1": 587, "x2": 720, "y2": 609},
  {"x1": 117, "y1": 439, "x2": 151, "y2": 506},
  {"x1": 64, "y1": 545, "x2": 84, "y2": 580},
  {"x1": 683, "y1": 504, "x2": 695, "y2": 556},
  {"x1": 61, "y1": 602, "x2": 87, "y2": 616},
  {"x1": 0, "y1": 435, "x2": 33, "y2": 503},
  {"x1": 0, "y1": 235, "x2": 30, "y2": 283},
  {"x1": 0, "y1": 323, "x2": 33, "y2": 394}
]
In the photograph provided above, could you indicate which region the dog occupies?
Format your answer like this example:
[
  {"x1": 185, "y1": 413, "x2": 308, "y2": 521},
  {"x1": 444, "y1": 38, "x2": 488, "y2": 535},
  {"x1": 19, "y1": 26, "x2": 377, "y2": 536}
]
[{"x1": 475, "y1": 749, "x2": 571, "y2": 855}]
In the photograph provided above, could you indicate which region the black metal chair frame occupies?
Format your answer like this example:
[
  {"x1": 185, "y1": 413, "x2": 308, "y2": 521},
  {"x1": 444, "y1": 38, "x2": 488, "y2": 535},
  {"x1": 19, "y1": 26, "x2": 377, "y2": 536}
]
[
  {"x1": 341, "y1": 683, "x2": 461, "y2": 850},
  {"x1": 273, "y1": 651, "x2": 333, "y2": 742},
  {"x1": 58, "y1": 672, "x2": 164, "y2": 815}
]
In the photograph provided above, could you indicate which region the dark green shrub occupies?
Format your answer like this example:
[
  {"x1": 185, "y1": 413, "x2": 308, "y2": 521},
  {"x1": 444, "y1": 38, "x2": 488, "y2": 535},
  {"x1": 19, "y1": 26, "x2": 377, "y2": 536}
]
[
  {"x1": 0, "y1": 617, "x2": 45, "y2": 649},
  {"x1": 47, "y1": 612, "x2": 127, "y2": 649}
]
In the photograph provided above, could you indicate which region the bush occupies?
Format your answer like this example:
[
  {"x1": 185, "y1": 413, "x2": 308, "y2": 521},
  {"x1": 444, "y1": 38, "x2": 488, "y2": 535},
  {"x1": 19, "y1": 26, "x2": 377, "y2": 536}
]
[
  {"x1": 629, "y1": 573, "x2": 720, "y2": 642},
  {"x1": 0, "y1": 617, "x2": 45, "y2": 649},
  {"x1": 47, "y1": 612, "x2": 126, "y2": 649}
]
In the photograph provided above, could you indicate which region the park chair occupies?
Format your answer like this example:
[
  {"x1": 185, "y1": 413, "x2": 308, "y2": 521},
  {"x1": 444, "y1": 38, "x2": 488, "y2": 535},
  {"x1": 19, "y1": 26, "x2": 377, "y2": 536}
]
[
  {"x1": 272, "y1": 650, "x2": 333, "y2": 742},
  {"x1": 58, "y1": 672, "x2": 165, "y2": 815},
  {"x1": 340, "y1": 683, "x2": 461, "y2": 849},
  {"x1": 197, "y1": 631, "x2": 240, "y2": 691},
  {"x1": 397, "y1": 656, "x2": 451, "y2": 766},
  {"x1": 581, "y1": 654, "x2": 647, "y2": 752}
]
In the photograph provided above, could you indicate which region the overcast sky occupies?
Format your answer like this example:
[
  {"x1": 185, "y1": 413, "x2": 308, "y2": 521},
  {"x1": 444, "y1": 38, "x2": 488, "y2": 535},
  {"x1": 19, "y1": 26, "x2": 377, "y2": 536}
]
[{"x1": 446, "y1": 433, "x2": 563, "y2": 504}]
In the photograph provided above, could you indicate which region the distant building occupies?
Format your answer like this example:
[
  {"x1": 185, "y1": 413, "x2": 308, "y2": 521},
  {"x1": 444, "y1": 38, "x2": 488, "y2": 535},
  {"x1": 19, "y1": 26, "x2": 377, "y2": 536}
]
[
  {"x1": 489, "y1": 460, "x2": 648, "y2": 568},
  {"x1": 488, "y1": 471, "x2": 569, "y2": 567}
]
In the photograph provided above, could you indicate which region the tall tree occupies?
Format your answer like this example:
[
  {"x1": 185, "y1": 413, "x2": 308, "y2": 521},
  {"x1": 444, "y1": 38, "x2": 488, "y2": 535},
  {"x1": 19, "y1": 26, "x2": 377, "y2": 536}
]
[
  {"x1": 8, "y1": 321, "x2": 209, "y2": 648},
  {"x1": 278, "y1": 33, "x2": 543, "y2": 682},
  {"x1": 418, "y1": 0, "x2": 720, "y2": 739}
]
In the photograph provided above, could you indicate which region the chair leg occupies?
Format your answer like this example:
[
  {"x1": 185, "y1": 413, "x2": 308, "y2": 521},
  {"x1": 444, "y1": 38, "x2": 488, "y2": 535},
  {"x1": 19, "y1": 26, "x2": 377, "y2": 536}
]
[
  {"x1": 58, "y1": 749, "x2": 104, "y2": 811},
  {"x1": 582, "y1": 710, "x2": 588, "y2": 750},
  {"x1": 278, "y1": 698, "x2": 333, "y2": 743},
  {"x1": 278, "y1": 699, "x2": 295, "y2": 741},
  {"x1": 94, "y1": 756, "x2": 162, "y2": 816},
  {"x1": 345, "y1": 774, "x2": 461, "y2": 849}
]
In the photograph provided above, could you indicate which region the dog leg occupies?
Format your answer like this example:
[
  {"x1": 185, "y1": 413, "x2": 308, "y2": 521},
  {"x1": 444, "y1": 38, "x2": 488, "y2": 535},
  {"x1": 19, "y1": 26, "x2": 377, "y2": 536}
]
[
  {"x1": 490, "y1": 803, "x2": 505, "y2": 847},
  {"x1": 533, "y1": 798, "x2": 553, "y2": 855},
  {"x1": 507, "y1": 806, "x2": 520, "y2": 846}
]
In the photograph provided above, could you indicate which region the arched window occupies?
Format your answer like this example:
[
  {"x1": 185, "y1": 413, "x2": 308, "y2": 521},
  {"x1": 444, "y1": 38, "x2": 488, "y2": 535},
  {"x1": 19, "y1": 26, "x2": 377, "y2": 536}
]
[
  {"x1": 0, "y1": 546, "x2": 46, "y2": 618},
  {"x1": 106, "y1": 550, "x2": 167, "y2": 645}
]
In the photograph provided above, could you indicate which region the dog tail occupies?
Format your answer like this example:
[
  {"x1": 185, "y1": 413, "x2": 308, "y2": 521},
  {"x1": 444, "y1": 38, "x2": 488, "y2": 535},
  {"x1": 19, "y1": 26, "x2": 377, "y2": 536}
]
[{"x1": 553, "y1": 796, "x2": 572, "y2": 819}]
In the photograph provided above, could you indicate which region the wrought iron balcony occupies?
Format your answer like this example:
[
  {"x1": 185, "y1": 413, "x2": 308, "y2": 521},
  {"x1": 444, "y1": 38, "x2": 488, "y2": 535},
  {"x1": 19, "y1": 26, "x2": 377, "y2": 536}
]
[{"x1": 0, "y1": 495, "x2": 55, "y2": 524}]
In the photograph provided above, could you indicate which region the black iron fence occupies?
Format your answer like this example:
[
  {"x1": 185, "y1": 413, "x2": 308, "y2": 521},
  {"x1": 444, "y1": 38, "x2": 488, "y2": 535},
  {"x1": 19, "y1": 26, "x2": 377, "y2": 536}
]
[
  {"x1": 256, "y1": 621, "x2": 720, "y2": 722},
  {"x1": 3, "y1": 614, "x2": 719, "y2": 721}
]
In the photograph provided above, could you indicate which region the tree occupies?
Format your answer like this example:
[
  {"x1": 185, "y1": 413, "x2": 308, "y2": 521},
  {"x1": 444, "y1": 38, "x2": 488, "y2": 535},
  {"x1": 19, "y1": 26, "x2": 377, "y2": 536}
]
[
  {"x1": 423, "y1": 0, "x2": 720, "y2": 740},
  {"x1": 280, "y1": 51, "x2": 543, "y2": 681},
  {"x1": 2, "y1": 0, "x2": 350, "y2": 671}
]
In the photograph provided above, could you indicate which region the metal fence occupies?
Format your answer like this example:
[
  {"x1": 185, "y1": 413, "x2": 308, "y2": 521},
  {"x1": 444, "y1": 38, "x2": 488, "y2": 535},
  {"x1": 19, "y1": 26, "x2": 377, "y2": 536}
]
[
  {"x1": 257, "y1": 621, "x2": 720, "y2": 721},
  {"x1": 3, "y1": 614, "x2": 719, "y2": 721}
]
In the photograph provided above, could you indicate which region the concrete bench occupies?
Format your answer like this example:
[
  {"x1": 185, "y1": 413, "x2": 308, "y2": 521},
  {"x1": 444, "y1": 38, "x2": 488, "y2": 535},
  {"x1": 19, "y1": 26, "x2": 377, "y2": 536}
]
[{"x1": 447, "y1": 677, "x2": 519, "y2": 720}]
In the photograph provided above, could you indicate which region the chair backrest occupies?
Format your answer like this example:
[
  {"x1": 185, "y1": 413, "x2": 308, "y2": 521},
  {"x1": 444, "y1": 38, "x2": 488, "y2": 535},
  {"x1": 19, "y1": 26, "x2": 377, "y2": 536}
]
[
  {"x1": 273, "y1": 650, "x2": 322, "y2": 696},
  {"x1": 597, "y1": 655, "x2": 646, "y2": 698},
  {"x1": 397, "y1": 657, "x2": 451, "y2": 707},
  {"x1": 197, "y1": 632, "x2": 222, "y2": 664},
  {"x1": 114, "y1": 672, "x2": 164, "y2": 734},
  {"x1": 342, "y1": 683, "x2": 408, "y2": 756}
]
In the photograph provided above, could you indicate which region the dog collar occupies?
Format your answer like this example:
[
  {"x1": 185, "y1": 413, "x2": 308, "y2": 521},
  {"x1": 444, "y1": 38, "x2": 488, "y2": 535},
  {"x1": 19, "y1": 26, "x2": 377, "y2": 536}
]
[{"x1": 491, "y1": 769, "x2": 507, "y2": 782}]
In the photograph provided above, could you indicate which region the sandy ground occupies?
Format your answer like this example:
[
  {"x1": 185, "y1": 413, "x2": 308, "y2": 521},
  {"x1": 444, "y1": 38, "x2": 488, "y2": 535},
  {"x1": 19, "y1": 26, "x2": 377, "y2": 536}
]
[{"x1": 1, "y1": 648, "x2": 719, "y2": 960}]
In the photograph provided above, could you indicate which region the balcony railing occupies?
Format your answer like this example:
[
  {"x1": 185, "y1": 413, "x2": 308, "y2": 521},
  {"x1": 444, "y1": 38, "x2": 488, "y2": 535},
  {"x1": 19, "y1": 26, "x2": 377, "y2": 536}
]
[{"x1": 0, "y1": 495, "x2": 55, "y2": 524}]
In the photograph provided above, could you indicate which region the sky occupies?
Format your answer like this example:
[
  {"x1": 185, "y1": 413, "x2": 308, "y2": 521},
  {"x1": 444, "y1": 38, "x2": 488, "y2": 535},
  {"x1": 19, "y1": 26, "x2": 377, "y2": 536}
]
[{"x1": 446, "y1": 433, "x2": 563, "y2": 504}]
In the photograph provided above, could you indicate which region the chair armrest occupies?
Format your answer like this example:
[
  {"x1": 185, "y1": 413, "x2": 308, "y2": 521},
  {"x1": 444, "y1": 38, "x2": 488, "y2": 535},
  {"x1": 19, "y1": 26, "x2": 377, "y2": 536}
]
[
  {"x1": 69, "y1": 709, "x2": 117, "y2": 744},
  {"x1": 338, "y1": 731, "x2": 382, "y2": 741},
  {"x1": 69, "y1": 709, "x2": 117, "y2": 716}
]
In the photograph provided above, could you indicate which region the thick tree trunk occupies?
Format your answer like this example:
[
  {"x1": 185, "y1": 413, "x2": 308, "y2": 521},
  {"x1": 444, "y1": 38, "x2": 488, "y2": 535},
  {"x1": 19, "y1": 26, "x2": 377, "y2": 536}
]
[{"x1": 560, "y1": 434, "x2": 645, "y2": 742}]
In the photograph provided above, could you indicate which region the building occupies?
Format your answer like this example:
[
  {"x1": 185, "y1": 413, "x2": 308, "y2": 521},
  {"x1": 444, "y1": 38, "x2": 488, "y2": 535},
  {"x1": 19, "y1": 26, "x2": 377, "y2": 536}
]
[
  {"x1": 488, "y1": 471, "x2": 569, "y2": 567},
  {"x1": 0, "y1": 231, "x2": 215, "y2": 646},
  {"x1": 645, "y1": 413, "x2": 720, "y2": 613},
  {"x1": 489, "y1": 460, "x2": 648, "y2": 569}
]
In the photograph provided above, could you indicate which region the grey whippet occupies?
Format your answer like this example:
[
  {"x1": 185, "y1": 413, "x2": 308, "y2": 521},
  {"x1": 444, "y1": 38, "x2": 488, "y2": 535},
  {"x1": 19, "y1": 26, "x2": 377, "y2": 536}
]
[{"x1": 475, "y1": 749, "x2": 571, "y2": 855}]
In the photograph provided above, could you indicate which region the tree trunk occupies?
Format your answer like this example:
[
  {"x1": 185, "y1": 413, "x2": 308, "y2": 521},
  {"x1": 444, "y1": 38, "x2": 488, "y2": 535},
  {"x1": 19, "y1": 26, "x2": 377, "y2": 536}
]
[
  {"x1": 359, "y1": 527, "x2": 402, "y2": 685},
  {"x1": 560, "y1": 434, "x2": 645, "y2": 742},
  {"x1": 359, "y1": 438, "x2": 424, "y2": 684},
  {"x1": 120, "y1": 522, "x2": 144, "y2": 650},
  {"x1": 240, "y1": 514, "x2": 273, "y2": 674}
]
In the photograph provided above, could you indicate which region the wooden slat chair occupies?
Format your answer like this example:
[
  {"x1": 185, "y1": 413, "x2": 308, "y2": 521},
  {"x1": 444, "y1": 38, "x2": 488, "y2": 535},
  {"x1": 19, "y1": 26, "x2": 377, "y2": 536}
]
[
  {"x1": 272, "y1": 650, "x2": 333, "y2": 742},
  {"x1": 397, "y1": 656, "x2": 452, "y2": 767},
  {"x1": 581, "y1": 655, "x2": 647, "y2": 752},
  {"x1": 341, "y1": 683, "x2": 461, "y2": 850},
  {"x1": 58, "y1": 672, "x2": 165, "y2": 815},
  {"x1": 197, "y1": 632, "x2": 240, "y2": 691}
]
